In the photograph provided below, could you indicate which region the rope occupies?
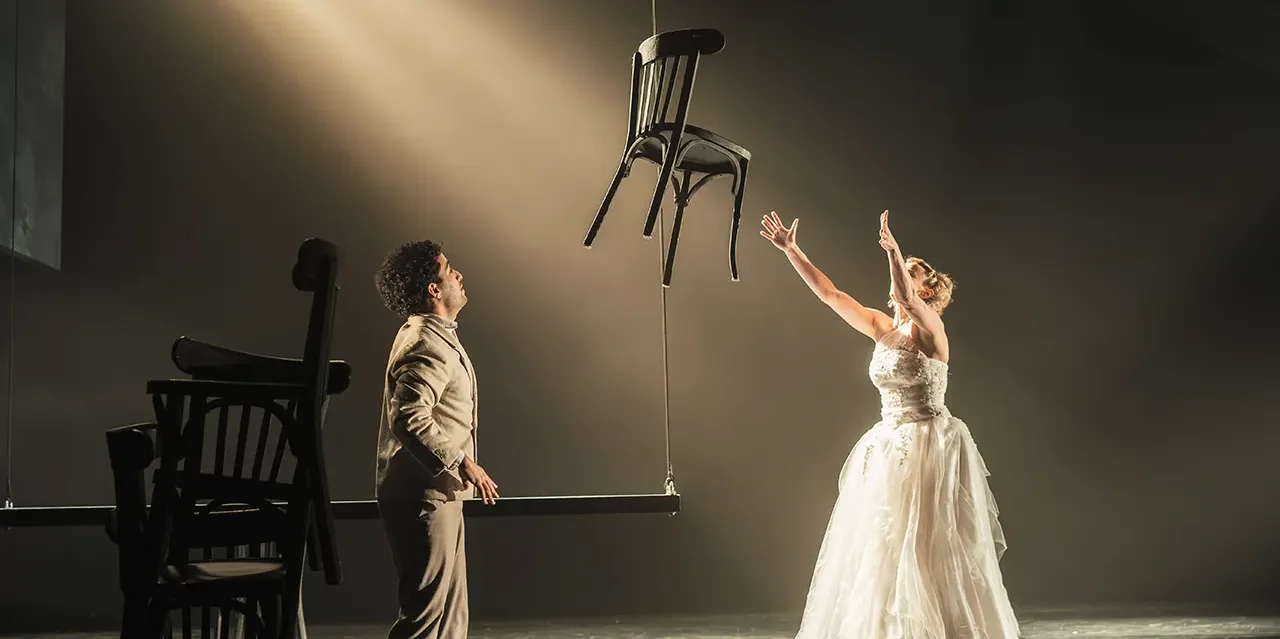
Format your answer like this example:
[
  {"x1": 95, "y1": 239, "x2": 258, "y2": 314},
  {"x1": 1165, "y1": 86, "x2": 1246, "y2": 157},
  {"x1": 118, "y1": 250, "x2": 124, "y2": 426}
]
[
  {"x1": 650, "y1": 0, "x2": 675, "y2": 496},
  {"x1": 4, "y1": 0, "x2": 19, "y2": 511},
  {"x1": 657, "y1": 191, "x2": 675, "y2": 495}
]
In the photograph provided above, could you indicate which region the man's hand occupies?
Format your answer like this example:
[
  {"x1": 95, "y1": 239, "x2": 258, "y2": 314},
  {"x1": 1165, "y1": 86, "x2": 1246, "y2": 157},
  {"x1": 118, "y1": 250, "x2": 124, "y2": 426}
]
[{"x1": 460, "y1": 456, "x2": 499, "y2": 505}]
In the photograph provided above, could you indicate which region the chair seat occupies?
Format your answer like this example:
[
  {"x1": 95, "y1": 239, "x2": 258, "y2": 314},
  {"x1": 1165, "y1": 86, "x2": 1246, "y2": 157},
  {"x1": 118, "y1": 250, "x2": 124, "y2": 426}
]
[
  {"x1": 633, "y1": 124, "x2": 751, "y2": 175},
  {"x1": 160, "y1": 559, "x2": 286, "y2": 587}
]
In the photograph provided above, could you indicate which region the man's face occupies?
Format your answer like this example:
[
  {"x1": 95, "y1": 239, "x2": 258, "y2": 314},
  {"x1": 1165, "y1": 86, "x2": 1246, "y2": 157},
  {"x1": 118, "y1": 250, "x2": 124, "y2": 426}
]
[{"x1": 430, "y1": 253, "x2": 466, "y2": 311}]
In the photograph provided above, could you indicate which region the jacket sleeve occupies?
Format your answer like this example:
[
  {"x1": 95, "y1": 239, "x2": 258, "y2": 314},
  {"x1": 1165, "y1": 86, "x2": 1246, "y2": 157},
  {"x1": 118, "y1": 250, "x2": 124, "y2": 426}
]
[{"x1": 388, "y1": 345, "x2": 465, "y2": 478}]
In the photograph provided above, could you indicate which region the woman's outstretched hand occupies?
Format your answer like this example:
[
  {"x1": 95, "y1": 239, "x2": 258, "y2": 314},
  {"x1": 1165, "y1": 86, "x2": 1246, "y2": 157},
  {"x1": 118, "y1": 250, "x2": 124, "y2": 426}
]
[
  {"x1": 878, "y1": 210, "x2": 900, "y2": 254},
  {"x1": 760, "y1": 211, "x2": 798, "y2": 251}
]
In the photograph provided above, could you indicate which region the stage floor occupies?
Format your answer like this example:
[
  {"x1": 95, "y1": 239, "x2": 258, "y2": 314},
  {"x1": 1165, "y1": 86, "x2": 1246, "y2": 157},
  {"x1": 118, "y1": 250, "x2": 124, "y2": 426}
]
[{"x1": 9, "y1": 605, "x2": 1280, "y2": 638}]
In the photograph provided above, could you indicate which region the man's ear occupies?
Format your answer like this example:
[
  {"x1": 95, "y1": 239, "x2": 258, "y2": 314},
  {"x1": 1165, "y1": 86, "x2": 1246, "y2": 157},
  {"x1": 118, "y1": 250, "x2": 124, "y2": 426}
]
[{"x1": 426, "y1": 282, "x2": 441, "y2": 299}]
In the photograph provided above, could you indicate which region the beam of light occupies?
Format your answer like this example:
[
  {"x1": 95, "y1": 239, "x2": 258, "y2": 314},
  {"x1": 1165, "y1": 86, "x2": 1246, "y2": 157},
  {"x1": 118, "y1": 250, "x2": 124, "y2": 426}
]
[
  {"x1": 225, "y1": 0, "x2": 709, "y2": 508},
  {"x1": 230, "y1": 0, "x2": 615, "y2": 232},
  {"x1": 229, "y1": 0, "x2": 667, "y2": 374}
]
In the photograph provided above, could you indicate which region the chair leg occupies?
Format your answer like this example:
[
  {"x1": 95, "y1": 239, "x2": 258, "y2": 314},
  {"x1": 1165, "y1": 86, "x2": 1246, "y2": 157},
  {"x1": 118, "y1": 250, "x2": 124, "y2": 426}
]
[
  {"x1": 231, "y1": 596, "x2": 272, "y2": 639},
  {"x1": 643, "y1": 136, "x2": 683, "y2": 239},
  {"x1": 120, "y1": 593, "x2": 150, "y2": 639},
  {"x1": 259, "y1": 593, "x2": 281, "y2": 639},
  {"x1": 294, "y1": 584, "x2": 307, "y2": 639},
  {"x1": 276, "y1": 570, "x2": 305, "y2": 639},
  {"x1": 584, "y1": 158, "x2": 630, "y2": 247},
  {"x1": 728, "y1": 157, "x2": 750, "y2": 282},
  {"x1": 662, "y1": 181, "x2": 691, "y2": 288},
  {"x1": 142, "y1": 599, "x2": 170, "y2": 639},
  {"x1": 202, "y1": 604, "x2": 214, "y2": 639},
  {"x1": 217, "y1": 602, "x2": 235, "y2": 638}
]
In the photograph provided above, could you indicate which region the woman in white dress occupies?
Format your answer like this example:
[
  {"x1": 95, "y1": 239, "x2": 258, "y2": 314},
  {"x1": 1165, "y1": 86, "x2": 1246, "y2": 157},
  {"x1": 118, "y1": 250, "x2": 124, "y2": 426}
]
[{"x1": 761, "y1": 210, "x2": 1020, "y2": 639}]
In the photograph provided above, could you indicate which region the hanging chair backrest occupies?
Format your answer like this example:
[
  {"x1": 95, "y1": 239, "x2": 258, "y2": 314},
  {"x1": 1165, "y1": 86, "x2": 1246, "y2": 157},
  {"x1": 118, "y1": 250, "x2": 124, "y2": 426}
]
[
  {"x1": 627, "y1": 28, "x2": 726, "y2": 141},
  {"x1": 288, "y1": 237, "x2": 343, "y2": 586}
]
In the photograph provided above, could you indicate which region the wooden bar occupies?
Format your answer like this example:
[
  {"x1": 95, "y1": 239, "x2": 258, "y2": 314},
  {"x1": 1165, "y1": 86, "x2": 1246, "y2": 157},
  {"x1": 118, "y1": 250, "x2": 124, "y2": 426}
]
[{"x1": 0, "y1": 494, "x2": 681, "y2": 528}]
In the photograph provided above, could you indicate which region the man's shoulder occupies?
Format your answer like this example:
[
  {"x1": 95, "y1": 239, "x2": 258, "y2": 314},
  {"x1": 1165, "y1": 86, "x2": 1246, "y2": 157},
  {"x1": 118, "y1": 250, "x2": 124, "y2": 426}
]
[{"x1": 393, "y1": 322, "x2": 457, "y2": 359}]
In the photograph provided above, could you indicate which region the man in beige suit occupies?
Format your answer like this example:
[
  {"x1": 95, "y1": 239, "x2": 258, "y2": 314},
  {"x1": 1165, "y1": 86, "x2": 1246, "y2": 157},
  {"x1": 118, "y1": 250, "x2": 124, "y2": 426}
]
[{"x1": 374, "y1": 239, "x2": 499, "y2": 639}]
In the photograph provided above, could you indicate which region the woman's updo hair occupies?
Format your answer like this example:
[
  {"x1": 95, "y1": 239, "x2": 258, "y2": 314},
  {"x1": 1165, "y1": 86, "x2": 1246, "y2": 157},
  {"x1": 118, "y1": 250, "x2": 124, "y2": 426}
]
[{"x1": 906, "y1": 256, "x2": 955, "y2": 313}]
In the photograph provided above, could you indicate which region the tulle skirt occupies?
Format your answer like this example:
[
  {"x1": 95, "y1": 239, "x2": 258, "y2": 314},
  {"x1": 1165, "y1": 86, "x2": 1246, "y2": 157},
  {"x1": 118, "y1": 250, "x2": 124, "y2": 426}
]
[{"x1": 795, "y1": 412, "x2": 1020, "y2": 639}]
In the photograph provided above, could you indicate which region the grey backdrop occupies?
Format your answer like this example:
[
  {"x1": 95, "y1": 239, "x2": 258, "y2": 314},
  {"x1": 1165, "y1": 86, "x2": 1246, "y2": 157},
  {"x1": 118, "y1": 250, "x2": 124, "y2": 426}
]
[{"x1": 0, "y1": 0, "x2": 1278, "y2": 633}]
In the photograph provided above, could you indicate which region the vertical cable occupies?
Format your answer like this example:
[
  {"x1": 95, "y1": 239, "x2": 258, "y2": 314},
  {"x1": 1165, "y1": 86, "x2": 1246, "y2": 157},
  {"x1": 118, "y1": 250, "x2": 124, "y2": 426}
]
[
  {"x1": 3, "y1": 0, "x2": 20, "y2": 511},
  {"x1": 657, "y1": 181, "x2": 674, "y2": 495},
  {"x1": 650, "y1": 0, "x2": 676, "y2": 496}
]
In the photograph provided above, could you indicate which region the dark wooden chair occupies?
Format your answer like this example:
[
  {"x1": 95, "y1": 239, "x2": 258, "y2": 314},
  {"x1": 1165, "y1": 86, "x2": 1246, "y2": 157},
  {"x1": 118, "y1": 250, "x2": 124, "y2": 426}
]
[
  {"x1": 107, "y1": 239, "x2": 345, "y2": 639},
  {"x1": 583, "y1": 28, "x2": 751, "y2": 287},
  {"x1": 107, "y1": 422, "x2": 166, "y2": 636}
]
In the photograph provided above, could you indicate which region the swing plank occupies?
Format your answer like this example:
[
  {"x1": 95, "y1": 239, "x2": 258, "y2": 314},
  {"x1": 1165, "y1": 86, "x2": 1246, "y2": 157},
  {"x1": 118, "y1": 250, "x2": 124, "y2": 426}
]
[{"x1": 0, "y1": 493, "x2": 681, "y2": 528}]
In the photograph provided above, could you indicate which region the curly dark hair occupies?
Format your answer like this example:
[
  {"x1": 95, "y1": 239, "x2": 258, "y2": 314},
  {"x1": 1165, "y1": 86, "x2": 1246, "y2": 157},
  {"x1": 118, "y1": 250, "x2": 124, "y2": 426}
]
[{"x1": 375, "y1": 239, "x2": 444, "y2": 318}]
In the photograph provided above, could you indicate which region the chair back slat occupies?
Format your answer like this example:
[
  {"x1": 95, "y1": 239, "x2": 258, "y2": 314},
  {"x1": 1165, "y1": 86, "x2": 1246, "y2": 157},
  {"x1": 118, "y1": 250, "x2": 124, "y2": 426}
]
[{"x1": 627, "y1": 29, "x2": 725, "y2": 141}]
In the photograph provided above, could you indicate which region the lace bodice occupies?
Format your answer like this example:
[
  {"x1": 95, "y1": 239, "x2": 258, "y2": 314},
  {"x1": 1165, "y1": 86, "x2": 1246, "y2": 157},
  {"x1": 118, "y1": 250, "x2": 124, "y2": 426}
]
[{"x1": 869, "y1": 329, "x2": 950, "y2": 423}]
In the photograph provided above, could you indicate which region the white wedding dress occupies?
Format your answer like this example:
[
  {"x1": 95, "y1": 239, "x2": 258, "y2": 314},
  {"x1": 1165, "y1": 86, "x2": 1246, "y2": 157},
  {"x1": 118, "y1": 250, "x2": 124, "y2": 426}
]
[{"x1": 795, "y1": 326, "x2": 1020, "y2": 639}]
